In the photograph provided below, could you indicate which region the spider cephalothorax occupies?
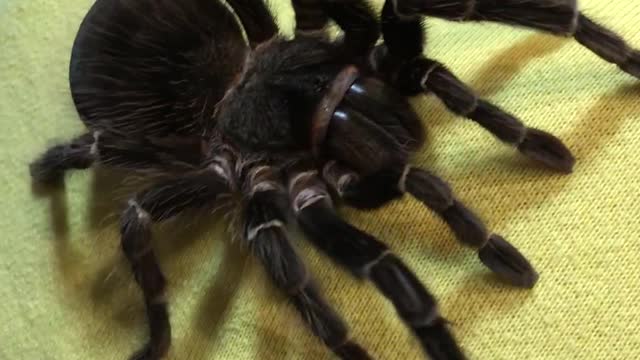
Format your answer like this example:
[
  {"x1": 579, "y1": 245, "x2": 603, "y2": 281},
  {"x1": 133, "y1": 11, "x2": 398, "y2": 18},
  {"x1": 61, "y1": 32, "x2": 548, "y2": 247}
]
[{"x1": 30, "y1": 0, "x2": 639, "y2": 359}]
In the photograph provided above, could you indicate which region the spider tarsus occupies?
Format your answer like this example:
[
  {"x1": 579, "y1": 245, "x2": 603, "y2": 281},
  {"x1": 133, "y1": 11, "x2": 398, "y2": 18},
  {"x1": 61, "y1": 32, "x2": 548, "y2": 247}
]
[
  {"x1": 518, "y1": 128, "x2": 575, "y2": 173},
  {"x1": 419, "y1": 65, "x2": 575, "y2": 173},
  {"x1": 398, "y1": 58, "x2": 574, "y2": 173},
  {"x1": 415, "y1": 317, "x2": 467, "y2": 360},
  {"x1": 147, "y1": 301, "x2": 171, "y2": 353},
  {"x1": 619, "y1": 50, "x2": 640, "y2": 79},
  {"x1": 29, "y1": 156, "x2": 65, "y2": 186},
  {"x1": 404, "y1": 167, "x2": 537, "y2": 286},
  {"x1": 478, "y1": 234, "x2": 539, "y2": 289},
  {"x1": 334, "y1": 341, "x2": 374, "y2": 360},
  {"x1": 29, "y1": 135, "x2": 95, "y2": 185}
]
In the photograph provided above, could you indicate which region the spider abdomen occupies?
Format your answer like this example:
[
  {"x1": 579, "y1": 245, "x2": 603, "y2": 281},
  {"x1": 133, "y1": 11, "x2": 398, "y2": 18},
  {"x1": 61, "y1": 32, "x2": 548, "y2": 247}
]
[{"x1": 69, "y1": 0, "x2": 248, "y2": 137}]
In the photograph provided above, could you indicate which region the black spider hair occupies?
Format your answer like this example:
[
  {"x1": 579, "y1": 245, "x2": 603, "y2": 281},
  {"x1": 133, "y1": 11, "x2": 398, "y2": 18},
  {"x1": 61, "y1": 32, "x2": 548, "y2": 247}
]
[{"x1": 29, "y1": 0, "x2": 640, "y2": 359}]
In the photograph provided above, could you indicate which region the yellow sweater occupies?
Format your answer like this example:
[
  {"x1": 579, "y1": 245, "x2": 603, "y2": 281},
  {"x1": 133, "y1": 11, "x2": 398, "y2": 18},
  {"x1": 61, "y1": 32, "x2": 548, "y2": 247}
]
[{"x1": 1, "y1": 0, "x2": 639, "y2": 359}]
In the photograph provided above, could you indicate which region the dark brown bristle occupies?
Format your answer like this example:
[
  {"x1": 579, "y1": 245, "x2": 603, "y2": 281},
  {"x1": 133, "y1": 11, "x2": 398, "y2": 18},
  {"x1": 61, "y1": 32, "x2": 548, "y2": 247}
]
[
  {"x1": 619, "y1": 50, "x2": 640, "y2": 78},
  {"x1": 518, "y1": 128, "x2": 576, "y2": 173},
  {"x1": 479, "y1": 235, "x2": 540, "y2": 288}
]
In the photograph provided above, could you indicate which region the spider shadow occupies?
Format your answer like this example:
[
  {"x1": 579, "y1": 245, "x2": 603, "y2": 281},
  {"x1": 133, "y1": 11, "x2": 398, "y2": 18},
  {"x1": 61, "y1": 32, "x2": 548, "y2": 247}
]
[
  {"x1": 459, "y1": 81, "x2": 640, "y2": 234},
  {"x1": 31, "y1": 169, "x2": 145, "y2": 351},
  {"x1": 470, "y1": 33, "x2": 568, "y2": 97},
  {"x1": 31, "y1": 181, "x2": 71, "y2": 241},
  {"x1": 254, "y1": 282, "x2": 306, "y2": 360},
  {"x1": 39, "y1": 165, "x2": 246, "y2": 355},
  {"x1": 442, "y1": 273, "x2": 536, "y2": 335},
  {"x1": 85, "y1": 167, "x2": 246, "y2": 325},
  {"x1": 179, "y1": 240, "x2": 250, "y2": 360}
]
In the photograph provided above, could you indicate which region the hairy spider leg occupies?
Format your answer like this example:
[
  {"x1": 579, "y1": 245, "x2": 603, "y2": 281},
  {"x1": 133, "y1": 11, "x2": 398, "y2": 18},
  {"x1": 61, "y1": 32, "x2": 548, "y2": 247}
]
[
  {"x1": 374, "y1": 1, "x2": 575, "y2": 173},
  {"x1": 389, "y1": 0, "x2": 640, "y2": 77},
  {"x1": 243, "y1": 166, "x2": 372, "y2": 360},
  {"x1": 29, "y1": 133, "x2": 96, "y2": 185},
  {"x1": 121, "y1": 169, "x2": 230, "y2": 360},
  {"x1": 323, "y1": 162, "x2": 539, "y2": 289},
  {"x1": 290, "y1": 169, "x2": 467, "y2": 360},
  {"x1": 30, "y1": 131, "x2": 207, "y2": 186}
]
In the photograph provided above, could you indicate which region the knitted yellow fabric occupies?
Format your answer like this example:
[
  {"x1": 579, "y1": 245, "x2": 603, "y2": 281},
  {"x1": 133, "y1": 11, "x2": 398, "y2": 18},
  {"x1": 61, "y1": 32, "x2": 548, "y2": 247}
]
[{"x1": 1, "y1": 1, "x2": 639, "y2": 359}]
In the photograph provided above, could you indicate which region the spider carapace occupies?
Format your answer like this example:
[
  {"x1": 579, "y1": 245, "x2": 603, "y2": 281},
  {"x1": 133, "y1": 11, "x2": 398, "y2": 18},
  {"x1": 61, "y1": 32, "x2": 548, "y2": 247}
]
[{"x1": 30, "y1": 0, "x2": 639, "y2": 359}]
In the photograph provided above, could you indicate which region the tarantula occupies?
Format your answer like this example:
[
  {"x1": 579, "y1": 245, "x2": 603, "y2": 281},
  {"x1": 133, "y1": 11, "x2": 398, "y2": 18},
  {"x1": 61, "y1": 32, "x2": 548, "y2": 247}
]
[{"x1": 30, "y1": 0, "x2": 639, "y2": 359}]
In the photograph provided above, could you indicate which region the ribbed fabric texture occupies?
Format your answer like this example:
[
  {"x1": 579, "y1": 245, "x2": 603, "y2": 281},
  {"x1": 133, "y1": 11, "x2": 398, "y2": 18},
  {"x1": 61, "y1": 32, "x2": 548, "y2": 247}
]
[{"x1": 1, "y1": 0, "x2": 639, "y2": 359}]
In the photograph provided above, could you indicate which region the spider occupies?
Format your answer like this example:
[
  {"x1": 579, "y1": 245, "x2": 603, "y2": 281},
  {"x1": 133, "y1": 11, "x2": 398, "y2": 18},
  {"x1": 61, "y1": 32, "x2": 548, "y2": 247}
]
[{"x1": 29, "y1": 0, "x2": 639, "y2": 359}]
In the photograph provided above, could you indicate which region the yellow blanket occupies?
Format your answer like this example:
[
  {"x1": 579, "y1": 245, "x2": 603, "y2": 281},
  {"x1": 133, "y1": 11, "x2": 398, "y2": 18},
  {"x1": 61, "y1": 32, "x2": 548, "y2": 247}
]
[{"x1": 1, "y1": 0, "x2": 639, "y2": 359}]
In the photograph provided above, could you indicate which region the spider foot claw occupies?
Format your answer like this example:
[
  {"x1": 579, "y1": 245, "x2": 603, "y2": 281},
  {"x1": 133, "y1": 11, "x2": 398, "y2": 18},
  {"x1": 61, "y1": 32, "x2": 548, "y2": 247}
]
[
  {"x1": 478, "y1": 234, "x2": 539, "y2": 289},
  {"x1": 518, "y1": 128, "x2": 575, "y2": 173}
]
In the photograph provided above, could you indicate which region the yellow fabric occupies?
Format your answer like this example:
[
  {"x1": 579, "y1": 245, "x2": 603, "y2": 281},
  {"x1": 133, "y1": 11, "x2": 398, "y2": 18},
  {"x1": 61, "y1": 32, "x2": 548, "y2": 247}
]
[{"x1": 2, "y1": 0, "x2": 640, "y2": 359}]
